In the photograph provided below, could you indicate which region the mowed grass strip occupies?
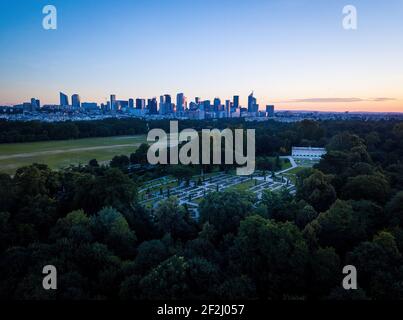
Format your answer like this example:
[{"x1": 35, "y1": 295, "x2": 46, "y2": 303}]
[{"x1": 0, "y1": 135, "x2": 146, "y2": 174}]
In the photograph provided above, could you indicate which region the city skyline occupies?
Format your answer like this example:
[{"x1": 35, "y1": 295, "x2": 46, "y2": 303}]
[{"x1": 1, "y1": 0, "x2": 403, "y2": 112}]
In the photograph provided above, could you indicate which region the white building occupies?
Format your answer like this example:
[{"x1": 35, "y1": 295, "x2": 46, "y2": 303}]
[{"x1": 292, "y1": 147, "x2": 326, "y2": 159}]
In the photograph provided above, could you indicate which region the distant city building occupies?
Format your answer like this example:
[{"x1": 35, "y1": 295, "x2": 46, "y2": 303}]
[
  {"x1": 233, "y1": 95, "x2": 239, "y2": 109},
  {"x1": 72, "y1": 94, "x2": 81, "y2": 109},
  {"x1": 225, "y1": 100, "x2": 231, "y2": 117},
  {"x1": 292, "y1": 147, "x2": 327, "y2": 159},
  {"x1": 82, "y1": 102, "x2": 98, "y2": 110},
  {"x1": 110, "y1": 95, "x2": 116, "y2": 111},
  {"x1": 189, "y1": 101, "x2": 198, "y2": 111},
  {"x1": 203, "y1": 100, "x2": 211, "y2": 112},
  {"x1": 266, "y1": 105, "x2": 275, "y2": 117},
  {"x1": 159, "y1": 94, "x2": 173, "y2": 114},
  {"x1": 248, "y1": 91, "x2": 259, "y2": 114},
  {"x1": 147, "y1": 98, "x2": 158, "y2": 114},
  {"x1": 116, "y1": 100, "x2": 129, "y2": 110},
  {"x1": 213, "y1": 98, "x2": 221, "y2": 112},
  {"x1": 176, "y1": 93, "x2": 186, "y2": 113},
  {"x1": 136, "y1": 98, "x2": 146, "y2": 110},
  {"x1": 60, "y1": 92, "x2": 69, "y2": 106},
  {"x1": 129, "y1": 98, "x2": 134, "y2": 109},
  {"x1": 30, "y1": 98, "x2": 40, "y2": 110}
]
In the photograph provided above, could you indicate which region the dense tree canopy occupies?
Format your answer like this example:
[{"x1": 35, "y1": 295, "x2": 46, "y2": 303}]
[{"x1": 1, "y1": 118, "x2": 403, "y2": 300}]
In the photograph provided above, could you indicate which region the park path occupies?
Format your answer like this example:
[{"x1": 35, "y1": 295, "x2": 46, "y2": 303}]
[{"x1": 0, "y1": 143, "x2": 140, "y2": 160}]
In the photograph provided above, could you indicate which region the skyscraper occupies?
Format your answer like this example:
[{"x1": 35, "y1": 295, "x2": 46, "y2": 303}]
[
  {"x1": 203, "y1": 100, "x2": 211, "y2": 112},
  {"x1": 147, "y1": 98, "x2": 158, "y2": 114},
  {"x1": 136, "y1": 98, "x2": 146, "y2": 109},
  {"x1": 160, "y1": 94, "x2": 172, "y2": 114},
  {"x1": 110, "y1": 95, "x2": 116, "y2": 111},
  {"x1": 233, "y1": 95, "x2": 239, "y2": 109},
  {"x1": 129, "y1": 98, "x2": 134, "y2": 109},
  {"x1": 176, "y1": 93, "x2": 186, "y2": 113},
  {"x1": 60, "y1": 92, "x2": 69, "y2": 106},
  {"x1": 266, "y1": 105, "x2": 275, "y2": 117},
  {"x1": 213, "y1": 98, "x2": 221, "y2": 112},
  {"x1": 30, "y1": 98, "x2": 39, "y2": 110},
  {"x1": 225, "y1": 100, "x2": 231, "y2": 117},
  {"x1": 164, "y1": 94, "x2": 172, "y2": 105},
  {"x1": 159, "y1": 95, "x2": 166, "y2": 115},
  {"x1": 72, "y1": 94, "x2": 81, "y2": 109},
  {"x1": 248, "y1": 92, "x2": 258, "y2": 113}
]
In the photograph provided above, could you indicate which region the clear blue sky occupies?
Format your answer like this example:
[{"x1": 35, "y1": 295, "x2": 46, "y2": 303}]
[{"x1": 1, "y1": 0, "x2": 402, "y2": 112}]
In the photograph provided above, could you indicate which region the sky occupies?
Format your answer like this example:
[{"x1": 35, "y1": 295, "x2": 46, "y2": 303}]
[{"x1": 0, "y1": 0, "x2": 402, "y2": 112}]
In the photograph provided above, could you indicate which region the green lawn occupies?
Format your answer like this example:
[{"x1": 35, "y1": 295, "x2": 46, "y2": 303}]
[{"x1": 0, "y1": 135, "x2": 146, "y2": 174}]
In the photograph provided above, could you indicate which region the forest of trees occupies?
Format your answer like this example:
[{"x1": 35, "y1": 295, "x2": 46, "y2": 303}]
[{"x1": 0, "y1": 119, "x2": 403, "y2": 300}]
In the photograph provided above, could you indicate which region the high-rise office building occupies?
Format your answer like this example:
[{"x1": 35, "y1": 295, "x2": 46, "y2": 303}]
[
  {"x1": 159, "y1": 94, "x2": 172, "y2": 114},
  {"x1": 72, "y1": 94, "x2": 81, "y2": 109},
  {"x1": 60, "y1": 92, "x2": 69, "y2": 106},
  {"x1": 203, "y1": 100, "x2": 211, "y2": 112},
  {"x1": 213, "y1": 98, "x2": 221, "y2": 112},
  {"x1": 129, "y1": 98, "x2": 134, "y2": 109},
  {"x1": 233, "y1": 95, "x2": 239, "y2": 109},
  {"x1": 189, "y1": 101, "x2": 198, "y2": 111},
  {"x1": 176, "y1": 93, "x2": 186, "y2": 113},
  {"x1": 136, "y1": 98, "x2": 146, "y2": 109},
  {"x1": 159, "y1": 95, "x2": 166, "y2": 115},
  {"x1": 195, "y1": 97, "x2": 201, "y2": 104},
  {"x1": 110, "y1": 95, "x2": 116, "y2": 111},
  {"x1": 30, "y1": 98, "x2": 40, "y2": 110},
  {"x1": 164, "y1": 94, "x2": 172, "y2": 105},
  {"x1": 248, "y1": 92, "x2": 258, "y2": 113},
  {"x1": 147, "y1": 98, "x2": 158, "y2": 114},
  {"x1": 266, "y1": 105, "x2": 275, "y2": 117},
  {"x1": 225, "y1": 100, "x2": 231, "y2": 116}
]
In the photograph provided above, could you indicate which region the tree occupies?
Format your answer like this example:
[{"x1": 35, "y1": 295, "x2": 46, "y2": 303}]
[
  {"x1": 186, "y1": 257, "x2": 220, "y2": 298},
  {"x1": 88, "y1": 168, "x2": 137, "y2": 213},
  {"x1": 307, "y1": 247, "x2": 341, "y2": 298},
  {"x1": 327, "y1": 132, "x2": 365, "y2": 152},
  {"x1": 90, "y1": 207, "x2": 137, "y2": 258},
  {"x1": 199, "y1": 190, "x2": 255, "y2": 237},
  {"x1": 346, "y1": 231, "x2": 403, "y2": 299},
  {"x1": 296, "y1": 120, "x2": 324, "y2": 141},
  {"x1": 130, "y1": 143, "x2": 149, "y2": 164},
  {"x1": 297, "y1": 170, "x2": 337, "y2": 212},
  {"x1": 139, "y1": 256, "x2": 189, "y2": 299},
  {"x1": 154, "y1": 197, "x2": 197, "y2": 240},
  {"x1": 342, "y1": 174, "x2": 390, "y2": 204},
  {"x1": 311, "y1": 200, "x2": 368, "y2": 253},
  {"x1": 168, "y1": 165, "x2": 195, "y2": 186},
  {"x1": 0, "y1": 173, "x2": 16, "y2": 213},
  {"x1": 134, "y1": 240, "x2": 171, "y2": 274},
  {"x1": 295, "y1": 203, "x2": 318, "y2": 229},
  {"x1": 88, "y1": 159, "x2": 99, "y2": 167},
  {"x1": 386, "y1": 191, "x2": 403, "y2": 227},
  {"x1": 261, "y1": 188, "x2": 297, "y2": 222},
  {"x1": 110, "y1": 155, "x2": 130, "y2": 172},
  {"x1": 233, "y1": 215, "x2": 308, "y2": 298},
  {"x1": 217, "y1": 276, "x2": 257, "y2": 300}
]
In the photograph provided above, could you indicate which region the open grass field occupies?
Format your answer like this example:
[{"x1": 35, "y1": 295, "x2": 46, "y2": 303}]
[{"x1": 0, "y1": 135, "x2": 147, "y2": 174}]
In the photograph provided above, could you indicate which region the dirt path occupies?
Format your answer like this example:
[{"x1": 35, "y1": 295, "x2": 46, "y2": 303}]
[{"x1": 0, "y1": 144, "x2": 140, "y2": 160}]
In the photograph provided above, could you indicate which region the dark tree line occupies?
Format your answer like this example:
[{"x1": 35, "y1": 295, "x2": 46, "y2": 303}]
[{"x1": 0, "y1": 119, "x2": 403, "y2": 300}]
